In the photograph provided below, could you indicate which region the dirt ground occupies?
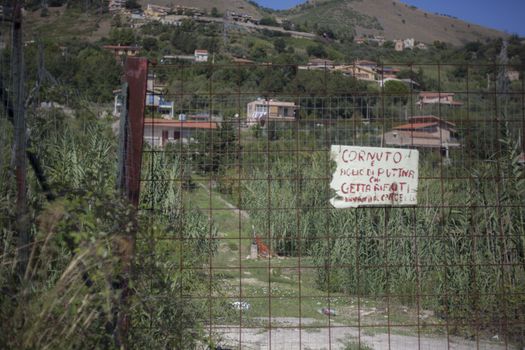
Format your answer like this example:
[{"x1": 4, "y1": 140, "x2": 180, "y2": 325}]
[{"x1": 215, "y1": 318, "x2": 515, "y2": 350}]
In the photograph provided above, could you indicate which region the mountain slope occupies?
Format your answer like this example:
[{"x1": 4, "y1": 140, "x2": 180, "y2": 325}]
[
  {"x1": 284, "y1": 0, "x2": 507, "y2": 45},
  {"x1": 138, "y1": 0, "x2": 267, "y2": 18}
]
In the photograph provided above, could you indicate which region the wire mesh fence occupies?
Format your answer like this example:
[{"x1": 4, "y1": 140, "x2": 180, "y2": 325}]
[{"x1": 138, "y1": 61, "x2": 524, "y2": 349}]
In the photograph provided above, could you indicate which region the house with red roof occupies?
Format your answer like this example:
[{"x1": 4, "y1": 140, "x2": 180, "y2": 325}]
[
  {"x1": 143, "y1": 118, "x2": 218, "y2": 147},
  {"x1": 417, "y1": 92, "x2": 463, "y2": 108},
  {"x1": 194, "y1": 49, "x2": 209, "y2": 62},
  {"x1": 384, "y1": 116, "x2": 460, "y2": 153}
]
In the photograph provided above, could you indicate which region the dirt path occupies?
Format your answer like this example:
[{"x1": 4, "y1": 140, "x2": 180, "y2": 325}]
[
  {"x1": 199, "y1": 184, "x2": 515, "y2": 350},
  {"x1": 216, "y1": 321, "x2": 513, "y2": 350},
  {"x1": 197, "y1": 182, "x2": 250, "y2": 220}
]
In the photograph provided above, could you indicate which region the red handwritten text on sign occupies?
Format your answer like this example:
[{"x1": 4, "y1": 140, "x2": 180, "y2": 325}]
[{"x1": 330, "y1": 146, "x2": 419, "y2": 208}]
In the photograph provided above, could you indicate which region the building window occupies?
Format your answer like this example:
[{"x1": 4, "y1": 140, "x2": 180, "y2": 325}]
[{"x1": 255, "y1": 105, "x2": 267, "y2": 113}]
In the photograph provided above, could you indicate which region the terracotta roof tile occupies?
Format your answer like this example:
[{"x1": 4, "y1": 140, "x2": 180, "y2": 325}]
[
  {"x1": 393, "y1": 122, "x2": 438, "y2": 130},
  {"x1": 144, "y1": 119, "x2": 218, "y2": 129}
]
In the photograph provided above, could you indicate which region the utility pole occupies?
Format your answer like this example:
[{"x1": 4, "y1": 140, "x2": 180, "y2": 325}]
[{"x1": 12, "y1": 2, "x2": 30, "y2": 278}]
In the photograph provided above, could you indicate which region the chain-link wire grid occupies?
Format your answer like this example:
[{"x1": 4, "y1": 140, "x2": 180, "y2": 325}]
[{"x1": 138, "y1": 62, "x2": 525, "y2": 350}]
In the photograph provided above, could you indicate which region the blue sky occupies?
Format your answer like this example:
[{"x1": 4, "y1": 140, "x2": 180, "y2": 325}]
[{"x1": 254, "y1": 0, "x2": 525, "y2": 36}]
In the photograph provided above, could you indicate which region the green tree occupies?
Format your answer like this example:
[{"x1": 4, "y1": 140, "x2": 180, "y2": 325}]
[
  {"x1": 73, "y1": 48, "x2": 121, "y2": 102},
  {"x1": 273, "y1": 38, "x2": 286, "y2": 54},
  {"x1": 211, "y1": 7, "x2": 220, "y2": 17},
  {"x1": 191, "y1": 118, "x2": 239, "y2": 174},
  {"x1": 171, "y1": 27, "x2": 197, "y2": 54},
  {"x1": 108, "y1": 28, "x2": 136, "y2": 46},
  {"x1": 142, "y1": 37, "x2": 158, "y2": 52},
  {"x1": 259, "y1": 17, "x2": 279, "y2": 27},
  {"x1": 306, "y1": 44, "x2": 327, "y2": 58},
  {"x1": 251, "y1": 46, "x2": 267, "y2": 61},
  {"x1": 384, "y1": 80, "x2": 409, "y2": 104}
]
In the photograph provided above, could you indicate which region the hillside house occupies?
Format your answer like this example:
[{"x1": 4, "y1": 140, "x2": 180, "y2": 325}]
[
  {"x1": 395, "y1": 40, "x2": 404, "y2": 51},
  {"x1": 144, "y1": 4, "x2": 169, "y2": 18},
  {"x1": 369, "y1": 36, "x2": 386, "y2": 46},
  {"x1": 112, "y1": 74, "x2": 174, "y2": 118},
  {"x1": 161, "y1": 54, "x2": 194, "y2": 63},
  {"x1": 507, "y1": 70, "x2": 520, "y2": 81},
  {"x1": 375, "y1": 66, "x2": 400, "y2": 79},
  {"x1": 305, "y1": 58, "x2": 335, "y2": 70},
  {"x1": 179, "y1": 113, "x2": 223, "y2": 122},
  {"x1": 384, "y1": 116, "x2": 460, "y2": 155},
  {"x1": 229, "y1": 11, "x2": 254, "y2": 23},
  {"x1": 102, "y1": 45, "x2": 140, "y2": 63},
  {"x1": 417, "y1": 92, "x2": 463, "y2": 108},
  {"x1": 143, "y1": 119, "x2": 218, "y2": 147},
  {"x1": 194, "y1": 50, "x2": 209, "y2": 62},
  {"x1": 336, "y1": 65, "x2": 376, "y2": 81},
  {"x1": 378, "y1": 77, "x2": 419, "y2": 88},
  {"x1": 247, "y1": 99, "x2": 298, "y2": 126},
  {"x1": 173, "y1": 5, "x2": 202, "y2": 16},
  {"x1": 145, "y1": 74, "x2": 174, "y2": 118},
  {"x1": 108, "y1": 0, "x2": 126, "y2": 12},
  {"x1": 146, "y1": 95, "x2": 175, "y2": 118},
  {"x1": 354, "y1": 60, "x2": 377, "y2": 70},
  {"x1": 355, "y1": 37, "x2": 365, "y2": 45},
  {"x1": 113, "y1": 89, "x2": 124, "y2": 117},
  {"x1": 403, "y1": 38, "x2": 415, "y2": 50}
]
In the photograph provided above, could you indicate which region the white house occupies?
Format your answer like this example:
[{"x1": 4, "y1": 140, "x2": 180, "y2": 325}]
[
  {"x1": 114, "y1": 74, "x2": 175, "y2": 118},
  {"x1": 247, "y1": 99, "x2": 298, "y2": 126},
  {"x1": 146, "y1": 95, "x2": 175, "y2": 118},
  {"x1": 378, "y1": 77, "x2": 419, "y2": 88},
  {"x1": 194, "y1": 49, "x2": 209, "y2": 62},
  {"x1": 113, "y1": 89, "x2": 124, "y2": 117},
  {"x1": 416, "y1": 42, "x2": 428, "y2": 50},
  {"x1": 143, "y1": 118, "x2": 218, "y2": 147},
  {"x1": 403, "y1": 38, "x2": 415, "y2": 50},
  {"x1": 145, "y1": 74, "x2": 175, "y2": 118}
]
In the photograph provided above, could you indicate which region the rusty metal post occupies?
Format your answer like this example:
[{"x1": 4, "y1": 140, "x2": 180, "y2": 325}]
[
  {"x1": 11, "y1": 2, "x2": 30, "y2": 279},
  {"x1": 115, "y1": 57, "x2": 148, "y2": 348},
  {"x1": 122, "y1": 57, "x2": 148, "y2": 207}
]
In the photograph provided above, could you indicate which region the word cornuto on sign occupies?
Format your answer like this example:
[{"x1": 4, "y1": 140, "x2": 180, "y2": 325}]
[{"x1": 330, "y1": 145, "x2": 419, "y2": 208}]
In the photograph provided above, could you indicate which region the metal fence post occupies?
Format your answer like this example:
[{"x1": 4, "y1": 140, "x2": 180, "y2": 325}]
[{"x1": 115, "y1": 57, "x2": 148, "y2": 348}]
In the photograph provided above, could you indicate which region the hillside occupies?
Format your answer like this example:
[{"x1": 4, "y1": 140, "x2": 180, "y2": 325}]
[
  {"x1": 137, "y1": 0, "x2": 267, "y2": 18},
  {"x1": 283, "y1": 0, "x2": 508, "y2": 45}
]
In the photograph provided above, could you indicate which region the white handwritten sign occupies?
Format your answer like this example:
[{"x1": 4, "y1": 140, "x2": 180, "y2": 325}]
[{"x1": 330, "y1": 145, "x2": 419, "y2": 208}]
